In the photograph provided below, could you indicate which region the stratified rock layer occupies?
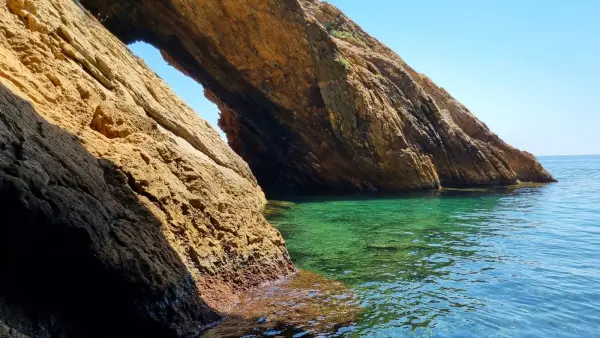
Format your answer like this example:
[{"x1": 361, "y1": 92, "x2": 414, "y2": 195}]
[
  {"x1": 81, "y1": 0, "x2": 555, "y2": 194},
  {"x1": 0, "y1": 1, "x2": 293, "y2": 336}
]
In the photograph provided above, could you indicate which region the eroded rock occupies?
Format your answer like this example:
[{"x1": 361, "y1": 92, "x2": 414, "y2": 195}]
[
  {"x1": 0, "y1": 1, "x2": 293, "y2": 336},
  {"x1": 0, "y1": 0, "x2": 557, "y2": 335},
  {"x1": 80, "y1": 0, "x2": 555, "y2": 194}
]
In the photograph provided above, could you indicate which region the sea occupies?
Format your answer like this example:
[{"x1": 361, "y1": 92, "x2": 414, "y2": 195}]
[{"x1": 265, "y1": 155, "x2": 600, "y2": 337}]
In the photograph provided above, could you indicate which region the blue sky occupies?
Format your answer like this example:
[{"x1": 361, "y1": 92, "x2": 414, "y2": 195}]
[{"x1": 129, "y1": 0, "x2": 599, "y2": 156}]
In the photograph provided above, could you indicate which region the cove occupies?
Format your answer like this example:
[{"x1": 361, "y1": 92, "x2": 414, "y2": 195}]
[{"x1": 258, "y1": 155, "x2": 600, "y2": 336}]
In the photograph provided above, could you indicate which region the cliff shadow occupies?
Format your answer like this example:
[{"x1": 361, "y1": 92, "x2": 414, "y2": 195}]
[{"x1": 0, "y1": 82, "x2": 217, "y2": 337}]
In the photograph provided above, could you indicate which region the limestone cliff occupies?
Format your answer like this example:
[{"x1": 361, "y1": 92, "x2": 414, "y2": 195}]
[
  {"x1": 81, "y1": 0, "x2": 555, "y2": 194},
  {"x1": 0, "y1": 0, "x2": 556, "y2": 336},
  {"x1": 0, "y1": 0, "x2": 293, "y2": 336}
]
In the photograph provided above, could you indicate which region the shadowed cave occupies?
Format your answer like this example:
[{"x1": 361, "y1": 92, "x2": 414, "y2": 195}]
[
  {"x1": 0, "y1": 83, "x2": 314, "y2": 337},
  {"x1": 0, "y1": 83, "x2": 218, "y2": 337}
]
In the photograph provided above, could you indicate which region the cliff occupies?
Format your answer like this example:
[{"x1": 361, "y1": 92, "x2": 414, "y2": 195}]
[
  {"x1": 80, "y1": 0, "x2": 555, "y2": 194},
  {"x1": 0, "y1": 0, "x2": 293, "y2": 336},
  {"x1": 0, "y1": 0, "x2": 556, "y2": 336}
]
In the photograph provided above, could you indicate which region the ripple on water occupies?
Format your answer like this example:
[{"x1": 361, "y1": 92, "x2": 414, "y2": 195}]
[
  {"x1": 208, "y1": 156, "x2": 600, "y2": 337},
  {"x1": 261, "y1": 156, "x2": 600, "y2": 337}
]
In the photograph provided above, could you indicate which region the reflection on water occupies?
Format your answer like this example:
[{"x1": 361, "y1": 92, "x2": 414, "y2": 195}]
[{"x1": 266, "y1": 156, "x2": 600, "y2": 337}]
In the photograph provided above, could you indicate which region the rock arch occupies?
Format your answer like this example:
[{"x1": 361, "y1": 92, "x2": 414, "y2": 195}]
[
  {"x1": 79, "y1": 0, "x2": 555, "y2": 195},
  {"x1": 0, "y1": 0, "x2": 556, "y2": 336},
  {"x1": 1, "y1": 1, "x2": 296, "y2": 335}
]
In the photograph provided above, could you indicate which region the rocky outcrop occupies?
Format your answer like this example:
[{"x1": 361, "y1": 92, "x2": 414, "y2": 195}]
[
  {"x1": 0, "y1": 0, "x2": 293, "y2": 336},
  {"x1": 80, "y1": 0, "x2": 555, "y2": 194},
  {"x1": 1, "y1": 0, "x2": 555, "y2": 335}
]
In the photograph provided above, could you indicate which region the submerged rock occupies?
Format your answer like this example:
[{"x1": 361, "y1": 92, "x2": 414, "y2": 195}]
[
  {"x1": 203, "y1": 270, "x2": 360, "y2": 337},
  {"x1": 0, "y1": 1, "x2": 293, "y2": 336},
  {"x1": 80, "y1": 0, "x2": 555, "y2": 194}
]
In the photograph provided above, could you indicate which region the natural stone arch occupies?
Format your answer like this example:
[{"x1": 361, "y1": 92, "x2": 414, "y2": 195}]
[
  {"x1": 0, "y1": 0, "x2": 557, "y2": 336},
  {"x1": 79, "y1": 0, "x2": 555, "y2": 195}
]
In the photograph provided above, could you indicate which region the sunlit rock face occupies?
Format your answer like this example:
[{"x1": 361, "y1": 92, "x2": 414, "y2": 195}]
[
  {"x1": 0, "y1": 0, "x2": 555, "y2": 336},
  {"x1": 0, "y1": 0, "x2": 293, "y2": 336},
  {"x1": 80, "y1": 0, "x2": 555, "y2": 195}
]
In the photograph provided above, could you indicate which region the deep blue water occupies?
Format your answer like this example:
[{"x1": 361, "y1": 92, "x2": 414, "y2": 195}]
[{"x1": 268, "y1": 155, "x2": 600, "y2": 337}]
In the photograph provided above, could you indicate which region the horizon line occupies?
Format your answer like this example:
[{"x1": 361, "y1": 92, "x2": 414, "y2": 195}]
[{"x1": 536, "y1": 153, "x2": 599, "y2": 157}]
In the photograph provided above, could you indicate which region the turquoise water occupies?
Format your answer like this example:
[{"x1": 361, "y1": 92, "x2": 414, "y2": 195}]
[{"x1": 268, "y1": 155, "x2": 600, "y2": 337}]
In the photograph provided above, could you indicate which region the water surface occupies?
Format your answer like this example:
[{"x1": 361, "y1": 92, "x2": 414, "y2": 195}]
[{"x1": 267, "y1": 155, "x2": 600, "y2": 337}]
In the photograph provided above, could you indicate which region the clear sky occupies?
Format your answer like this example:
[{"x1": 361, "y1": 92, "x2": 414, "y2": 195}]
[{"x1": 129, "y1": 0, "x2": 599, "y2": 156}]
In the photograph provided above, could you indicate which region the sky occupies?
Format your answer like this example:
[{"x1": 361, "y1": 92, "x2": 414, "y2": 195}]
[{"x1": 129, "y1": 0, "x2": 599, "y2": 156}]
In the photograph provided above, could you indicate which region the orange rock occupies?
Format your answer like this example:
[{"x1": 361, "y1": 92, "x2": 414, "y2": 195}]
[
  {"x1": 80, "y1": 0, "x2": 555, "y2": 194},
  {"x1": 0, "y1": 0, "x2": 557, "y2": 336},
  {"x1": 0, "y1": 1, "x2": 293, "y2": 336}
]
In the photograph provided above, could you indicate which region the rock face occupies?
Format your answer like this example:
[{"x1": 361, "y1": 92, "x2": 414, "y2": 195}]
[
  {"x1": 79, "y1": 0, "x2": 555, "y2": 194},
  {"x1": 0, "y1": 0, "x2": 556, "y2": 336},
  {"x1": 0, "y1": 1, "x2": 293, "y2": 336}
]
